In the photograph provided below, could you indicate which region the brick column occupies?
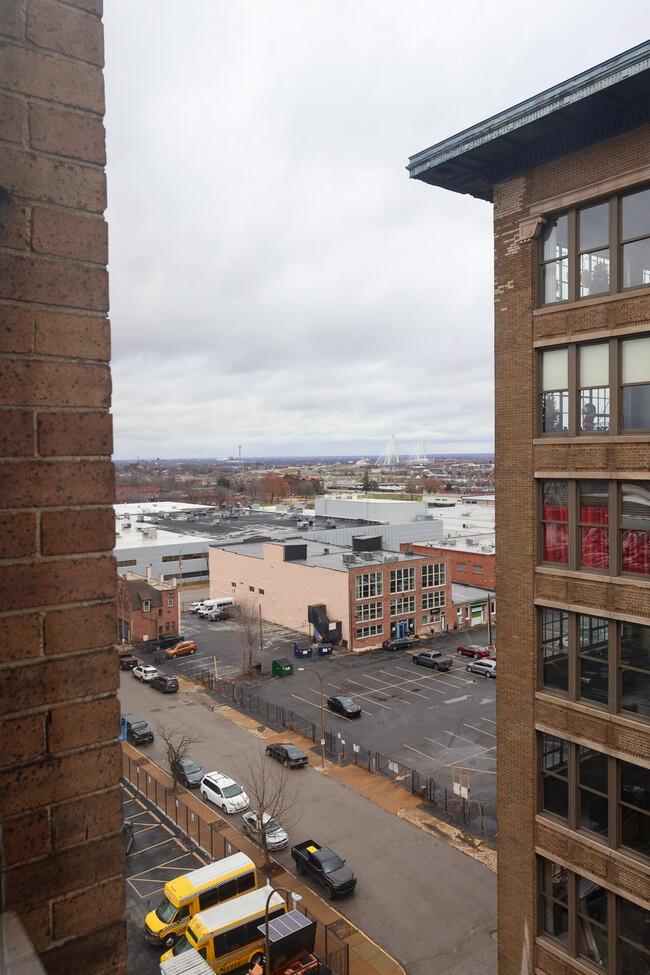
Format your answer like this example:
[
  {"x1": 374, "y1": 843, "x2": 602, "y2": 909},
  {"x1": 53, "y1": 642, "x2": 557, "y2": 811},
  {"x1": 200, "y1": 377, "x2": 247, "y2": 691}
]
[{"x1": 0, "y1": 2, "x2": 126, "y2": 972}]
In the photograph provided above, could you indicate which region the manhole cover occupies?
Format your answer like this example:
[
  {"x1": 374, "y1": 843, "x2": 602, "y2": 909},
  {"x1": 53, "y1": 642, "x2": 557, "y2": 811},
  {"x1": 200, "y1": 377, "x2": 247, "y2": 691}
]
[{"x1": 328, "y1": 919, "x2": 356, "y2": 939}]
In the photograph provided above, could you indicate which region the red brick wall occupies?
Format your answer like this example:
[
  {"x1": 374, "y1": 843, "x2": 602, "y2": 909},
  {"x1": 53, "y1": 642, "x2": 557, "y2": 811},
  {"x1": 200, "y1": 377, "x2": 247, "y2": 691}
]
[
  {"x1": 0, "y1": 2, "x2": 125, "y2": 972},
  {"x1": 413, "y1": 544, "x2": 495, "y2": 588}
]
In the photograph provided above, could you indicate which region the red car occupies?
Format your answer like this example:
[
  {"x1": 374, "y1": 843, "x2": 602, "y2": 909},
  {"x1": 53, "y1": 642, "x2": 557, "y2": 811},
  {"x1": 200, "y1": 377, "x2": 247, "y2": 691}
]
[
  {"x1": 118, "y1": 653, "x2": 138, "y2": 670},
  {"x1": 456, "y1": 644, "x2": 490, "y2": 659}
]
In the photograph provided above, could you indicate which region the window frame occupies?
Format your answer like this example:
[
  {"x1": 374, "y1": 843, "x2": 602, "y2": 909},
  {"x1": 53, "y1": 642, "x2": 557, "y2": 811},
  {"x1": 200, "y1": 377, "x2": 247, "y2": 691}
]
[{"x1": 389, "y1": 567, "x2": 416, "y2": 594}]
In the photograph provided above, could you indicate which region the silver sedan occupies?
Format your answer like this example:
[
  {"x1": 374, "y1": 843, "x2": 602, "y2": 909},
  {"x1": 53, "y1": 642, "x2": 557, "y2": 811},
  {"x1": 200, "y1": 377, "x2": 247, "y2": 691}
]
[{"x1": 241, "y1": 811, "x2": 289, "y2": 850}]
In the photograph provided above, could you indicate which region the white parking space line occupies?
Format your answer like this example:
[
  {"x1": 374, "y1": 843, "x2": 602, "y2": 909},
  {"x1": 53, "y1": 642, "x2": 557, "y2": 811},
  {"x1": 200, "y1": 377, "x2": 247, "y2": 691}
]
[{"x1": 464, "y1": 722, "x2": 496, "y2": 739}]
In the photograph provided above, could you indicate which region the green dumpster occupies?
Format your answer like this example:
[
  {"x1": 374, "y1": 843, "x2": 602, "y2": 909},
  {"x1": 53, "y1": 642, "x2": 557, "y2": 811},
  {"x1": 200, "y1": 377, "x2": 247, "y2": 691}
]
[{"x1": 272, "y1": 657, "x2": 293, "y2": 677}]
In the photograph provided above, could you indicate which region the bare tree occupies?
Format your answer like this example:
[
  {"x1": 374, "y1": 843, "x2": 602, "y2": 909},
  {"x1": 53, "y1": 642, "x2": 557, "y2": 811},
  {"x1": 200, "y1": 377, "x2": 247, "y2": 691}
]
[
  {"x1": 242, "y1": 752, "x2": 302, "y2": 870},
  {"x1": 156, "y1": 722, "x2": 202, "y2": 792},
  {"x1": 235, "y1": 597, "x2": 262, "y2": 676}
]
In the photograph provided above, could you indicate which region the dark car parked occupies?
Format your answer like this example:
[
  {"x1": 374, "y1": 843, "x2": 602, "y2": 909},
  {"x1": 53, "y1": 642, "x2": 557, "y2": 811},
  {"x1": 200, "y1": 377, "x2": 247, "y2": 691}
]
[
  {"x1": 327, "y1": 695, "x2": 361, "y2": 718},
  {"x1": 150, "y1": 674, "x2": 179, "y2": 693},
  {"x1": 382, "y1": 637, "x2": 412, "y2": 650},
  {"x1": 118, "y1": 653, "x2": 138, "y2": 670},
  {"x1": 265, "y1": 743, "x2": 308, "y2": 768},
  {"x1": 174, "y1": 757, "x2": 204, "y2": 788},
  {"x1": 122, "y1": 713, "x2": 154, "y2": 746}
]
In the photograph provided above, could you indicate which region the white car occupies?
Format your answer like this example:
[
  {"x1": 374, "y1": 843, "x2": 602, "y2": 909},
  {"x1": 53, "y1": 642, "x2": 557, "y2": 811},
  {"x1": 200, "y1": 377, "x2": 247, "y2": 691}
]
[
  {"x1": 466, "y1": 658, "x2": 497, "y2": 678},
  {"x1": 241, "y1": 811, "x2": 289, "y2": 850},
  {"x1": 200, "y1": 772, "x2": 249, "y2": 813},
  {"x1": 189, "y1": 601, "x2": 205, "y2": 613},
  {"x1": 132, "y1": 665, "x2": 158, "y2": 682}
]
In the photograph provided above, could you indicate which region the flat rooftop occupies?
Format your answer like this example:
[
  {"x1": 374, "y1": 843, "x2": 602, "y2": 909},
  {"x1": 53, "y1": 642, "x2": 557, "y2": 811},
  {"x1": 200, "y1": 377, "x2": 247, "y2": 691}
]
[{"x1": 211, "y1": 537, "x2": 421, "y2": 572}]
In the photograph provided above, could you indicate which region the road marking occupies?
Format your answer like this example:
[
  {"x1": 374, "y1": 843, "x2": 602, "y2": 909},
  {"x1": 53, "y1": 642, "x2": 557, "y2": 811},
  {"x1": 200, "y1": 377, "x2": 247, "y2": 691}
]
[
  {"x1": 443, "y1": 730, "x2": 479, "y2": 746},
  {"x1": 443, "y1": 695, "x2": 470, "y2": 704},
  {"x1": 481, "y1": 717, "x2": 497, "y2": 725},
  {"x1": 403, "y1": 743, "x2": 440, "y2": 761},
  {"x1": 442, "y1": 745, "x2": 496, "y2": 766},
  {"x1": 464, "y1": 722, "x2": 496, "y2": 739},
  {"x1": 423, "y1": 736, "x2": 451, "y2": 749}
]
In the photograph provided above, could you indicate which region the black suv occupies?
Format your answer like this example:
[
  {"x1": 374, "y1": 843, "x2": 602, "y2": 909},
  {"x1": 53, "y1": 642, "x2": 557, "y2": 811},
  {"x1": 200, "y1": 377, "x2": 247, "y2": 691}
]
[
  {"x1": 150, "y1": 674, "x2": 179, "y2": 694},
  {"x1": 382, "y1": 637, "x2": 412, "y2": 650},
  {"x1": 123, "y1": 713, "x2": 154, "y2": 746}
]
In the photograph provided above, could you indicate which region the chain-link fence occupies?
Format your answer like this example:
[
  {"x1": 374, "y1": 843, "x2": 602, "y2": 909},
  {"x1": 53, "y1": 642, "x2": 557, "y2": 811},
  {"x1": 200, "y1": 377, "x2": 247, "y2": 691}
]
[{"x1": 166, "y1": 663, "x2": 495, "y2": 841}]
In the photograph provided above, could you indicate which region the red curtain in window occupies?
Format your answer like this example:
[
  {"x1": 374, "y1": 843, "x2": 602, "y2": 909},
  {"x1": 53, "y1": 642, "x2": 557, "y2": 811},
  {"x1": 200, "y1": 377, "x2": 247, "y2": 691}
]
[
  {"x1": 622, "y1": 530, "x2": 650, "y2": 575},
  {"x1": 580, "y1": 504, "x2": 609, "y2": 569},
  {"x1": 543, "y1": 504, "x2": 569, "y2": 563}
]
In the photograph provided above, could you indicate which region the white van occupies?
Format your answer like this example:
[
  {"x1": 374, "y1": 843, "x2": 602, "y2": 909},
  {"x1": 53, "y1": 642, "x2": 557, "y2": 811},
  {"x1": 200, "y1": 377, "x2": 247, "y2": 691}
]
[{"x1": 198, "y1": 597, "x2": 234, "y2": 617}]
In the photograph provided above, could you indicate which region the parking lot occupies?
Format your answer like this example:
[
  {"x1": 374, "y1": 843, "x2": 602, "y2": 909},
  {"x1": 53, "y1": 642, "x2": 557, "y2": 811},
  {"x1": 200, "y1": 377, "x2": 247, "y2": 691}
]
[
  {"x1": 129, "y1": 614, "x2": 497, "y2": 833},
  {"x1": 123, "y1": 786, "x2": 205, "y2": 975}
]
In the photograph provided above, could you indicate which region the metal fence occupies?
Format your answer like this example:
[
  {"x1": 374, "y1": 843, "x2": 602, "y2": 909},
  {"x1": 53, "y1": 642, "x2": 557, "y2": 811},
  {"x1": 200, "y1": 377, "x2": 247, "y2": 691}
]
[
  {"x1": 122, "y1": 755, "x2": 349, "y2": 975},
  {"x1": 167, "y1": 662, "x2": 495, "y2": 841}
]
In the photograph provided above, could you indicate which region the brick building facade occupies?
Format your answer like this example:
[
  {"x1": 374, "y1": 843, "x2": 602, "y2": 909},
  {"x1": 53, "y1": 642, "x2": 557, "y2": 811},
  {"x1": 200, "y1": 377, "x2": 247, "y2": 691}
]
[
  {"x1": 117, "y1": 571, "x2": 180, "y2": 645},
  {"x1": 409, "y1": 42, "x2": 650, "y2": 975},
  {"x1": 412, "y1": 542, "x2": 495, "y2": 588},
  {"x1": 0, "y1": 2, "x2": 125, "y2": 973}
]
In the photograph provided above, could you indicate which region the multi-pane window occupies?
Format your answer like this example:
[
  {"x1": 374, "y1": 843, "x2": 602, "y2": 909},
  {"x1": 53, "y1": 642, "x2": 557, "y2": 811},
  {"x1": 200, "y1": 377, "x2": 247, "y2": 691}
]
[
  {"x1": 541, "y1": 480, "x2": 569, "y2": 564},
  {"x1": 539, "y1": 185, "x2": 650, "y2": 306},
  {"x1": 539, "y1": 609, "x2": 650, "y2": 720},
  {"x1": 355, "y1": 572, "x2": 383, "y2": 600},
  {"x1": 539, "y1": 480, "x2": 650, "y2": 576},
  {"x1": 143, "y1": 600, "x2": 151, "y2": 613},
  {"x1": 540, "y1": 858, "x2": 650, "y2": 973},
  {"x1": 456, "y1": 562, "x2": 466, "y2": 571},
  {"x1": 355, "y1": 601, "x2": 383, "y2": 623},
  {"x1": 168, "y1": 597, "x2": 174, "y2": 607},
  {"x1": 422, "y1": 590, "x2": 445, "y2": 611},
  {"x1": 390, "y1": 596, "x2": 415, "y2": 617},
  {"x1": 539, "y1": 333, "x2": 650, "y2": 436},
  {"x1": 473, "y1": 565, "x2": 484, "y2": 574},
  {"x1": 389, "y1": 567, "x2": 415, "y2": 593},
  {"x1": 356, "y1": 623, "x2": 383, "y2": 640},
  {"x1": 540, "y1": 734, "x2": 650, "y2": 860},
  {"x1": 422, "y1": 563, "x2": 445, "y2": 588}
]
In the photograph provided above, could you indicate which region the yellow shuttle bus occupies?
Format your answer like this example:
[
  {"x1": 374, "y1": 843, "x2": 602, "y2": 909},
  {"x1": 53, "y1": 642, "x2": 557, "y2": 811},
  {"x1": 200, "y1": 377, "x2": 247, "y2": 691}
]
[
  {"x1": 144, "y1": 852, "x2": 257, "y2": 949},
  {"x1": 160, "y1": 886, "x2": 286, "y2": 971}
]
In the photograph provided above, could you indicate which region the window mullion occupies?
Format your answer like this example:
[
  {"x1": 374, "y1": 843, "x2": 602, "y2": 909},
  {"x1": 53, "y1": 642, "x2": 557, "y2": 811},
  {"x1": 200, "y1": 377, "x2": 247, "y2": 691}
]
[{"x1": 568, "y1": 209, "x2": 578, "y2": 303}]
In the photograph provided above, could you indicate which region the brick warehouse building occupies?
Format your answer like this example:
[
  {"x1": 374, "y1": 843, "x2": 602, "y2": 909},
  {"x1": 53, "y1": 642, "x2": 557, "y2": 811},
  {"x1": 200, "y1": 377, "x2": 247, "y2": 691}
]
[
  {"x1": 409, "y1": 42, "x2": 650, "y2": 975},
  {"x1": 209, "y1": 534, "x2": 452, "y2": 650},
  {"x1": 0, "y1": 3, "x2": 126, "y2": 974}
]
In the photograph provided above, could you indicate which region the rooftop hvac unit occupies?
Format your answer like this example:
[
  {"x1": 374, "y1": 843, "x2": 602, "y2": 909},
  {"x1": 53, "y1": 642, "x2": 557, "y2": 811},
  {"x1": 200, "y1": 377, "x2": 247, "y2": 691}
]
[{"x1": 123, "y1": 523, "x2": 131, "y2": 529}]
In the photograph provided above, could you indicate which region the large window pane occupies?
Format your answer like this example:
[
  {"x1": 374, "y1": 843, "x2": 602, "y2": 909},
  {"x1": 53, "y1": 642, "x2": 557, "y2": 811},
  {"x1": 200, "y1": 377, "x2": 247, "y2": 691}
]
[
  {"x1": 621, "y1": 187, "x2": 650, "y2": 241},
  {"x1": 542, "y1": 481, "x2": 569, "y2": 564},
  {"x1": 620, "y1": 622, "x2": 650, "y2": 718},
  {"x1": 542, "y1": 348, "x2": 569, "y2": 432},
  {"x1": 579, "y1": 615, "x2": 609, "y2": 705},
  {"x1": 542, "y1": 734, "x2": 569, "y2": 819},
  {"x1": 580, "y1": 204, "x2": 610, "y2": 297},
  {"x1": 579, "y1": 747, "x2": 608, "y2": 836},
  {"x1": 577, "y1": 877, "x2": 608, "y2": 968},
  {"x1": 620, "y1": 761, "x2": 650, "y2": 859},
  {"x1": 618, "y1": 897, "x2": 650, "y2": 974},
  {"x1": 542, "y1": 214, "x2": 569, "y2": 303},
  {"x1": 580, "y1": 481, "x2": 609, "y2": 570},
  {"x1": 541, "y1": 608, "x2": 569, "y2": 692},
  {"x1": 540, "y1": 860, "x2": 569, "y2": 945},
  {"x1": 621, "y1": 482, "x2": 650, "y2": 575},
  {"x1": 622, "y1": 336, "x2": 650, "y2": 431}
]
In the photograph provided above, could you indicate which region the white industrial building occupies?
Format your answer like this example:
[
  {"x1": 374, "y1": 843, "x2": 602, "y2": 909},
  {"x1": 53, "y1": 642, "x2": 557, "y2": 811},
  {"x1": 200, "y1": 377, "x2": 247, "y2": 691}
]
[
  {"x1": 315, "y1": 496, "x2": 429, "y2": 524},
  {"x1": 114, "y1": 503, "x2": 213, "y2": 584}
]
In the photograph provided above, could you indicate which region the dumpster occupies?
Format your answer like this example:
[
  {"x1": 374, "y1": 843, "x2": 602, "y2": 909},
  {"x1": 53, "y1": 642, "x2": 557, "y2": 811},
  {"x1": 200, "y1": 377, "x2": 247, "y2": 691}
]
[
  {"x1": 272, "y1": 657, "x2": 293, "y2": 677},
  {"x1": 317, "y1": 644, "x2": 333, "y2": 656},
  {"x1": 293, "y1": 640, "x2": 312, "y2": 659}
]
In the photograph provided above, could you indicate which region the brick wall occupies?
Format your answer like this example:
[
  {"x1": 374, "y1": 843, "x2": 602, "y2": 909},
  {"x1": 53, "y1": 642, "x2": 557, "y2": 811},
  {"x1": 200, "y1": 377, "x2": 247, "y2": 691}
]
[
  {"x1": 494, "y1": 124, "x2": 650, "y2": 975},
  {"x1": 0, "y1": 2, "x2": 126, "y2": 972}
]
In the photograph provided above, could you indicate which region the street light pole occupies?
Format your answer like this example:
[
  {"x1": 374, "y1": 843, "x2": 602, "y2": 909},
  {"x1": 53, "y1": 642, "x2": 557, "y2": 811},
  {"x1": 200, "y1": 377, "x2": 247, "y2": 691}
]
[
  {"x1": 299, "y1": 666, "x2": 325, "y2": 769},
  {"x1": 264, "y1": 885, "x2": 302, "y2": 975}
]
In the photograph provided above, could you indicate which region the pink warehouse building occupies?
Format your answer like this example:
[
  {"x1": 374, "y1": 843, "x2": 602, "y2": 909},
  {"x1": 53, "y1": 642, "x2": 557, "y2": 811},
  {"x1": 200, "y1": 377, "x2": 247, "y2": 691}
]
[{"x1": 209, "y1": 533, "x2": 451, "y2": 651}]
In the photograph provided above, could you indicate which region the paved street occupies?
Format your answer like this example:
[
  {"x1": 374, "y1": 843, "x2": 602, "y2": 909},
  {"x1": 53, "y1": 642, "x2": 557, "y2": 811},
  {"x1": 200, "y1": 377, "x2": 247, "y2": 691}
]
[{"x1": 119, "y1": 671, "x2": 497, "y2": 975}]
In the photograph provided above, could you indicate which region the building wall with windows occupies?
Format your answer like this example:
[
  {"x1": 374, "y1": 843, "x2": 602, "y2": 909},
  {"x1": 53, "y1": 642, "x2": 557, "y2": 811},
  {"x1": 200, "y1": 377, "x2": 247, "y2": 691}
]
[
  {"x1": 409, "y1": 41, "x2": 650, "y2": 975},
  {"x1": 412, "y1": 542, "x2": 495, "y2": 588},
  {"x1": 209, "y1": 538, "x2": 451, "y2": 650},
  {"x1": 117, "y1": 572, "x2": 180, "y2": 645}
]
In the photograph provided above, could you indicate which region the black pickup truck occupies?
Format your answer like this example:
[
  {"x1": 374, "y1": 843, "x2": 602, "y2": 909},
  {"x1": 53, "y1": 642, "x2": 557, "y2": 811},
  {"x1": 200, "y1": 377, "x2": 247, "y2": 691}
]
[{"x1": 291, "y1": 840, "x2": 356, "y2": 899}]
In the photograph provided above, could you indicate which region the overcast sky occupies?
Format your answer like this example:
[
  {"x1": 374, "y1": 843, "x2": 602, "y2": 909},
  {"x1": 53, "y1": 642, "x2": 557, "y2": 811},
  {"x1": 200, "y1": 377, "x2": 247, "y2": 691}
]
[{"x1": 103, "y1": 2, "x2": 647, "y2": 460}]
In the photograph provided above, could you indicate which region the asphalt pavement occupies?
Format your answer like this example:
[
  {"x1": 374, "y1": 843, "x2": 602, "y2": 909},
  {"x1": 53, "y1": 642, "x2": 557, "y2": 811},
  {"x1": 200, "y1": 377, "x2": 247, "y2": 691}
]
[{"x1": 119, "y1": 669, "x2": 497, "y2": 975}]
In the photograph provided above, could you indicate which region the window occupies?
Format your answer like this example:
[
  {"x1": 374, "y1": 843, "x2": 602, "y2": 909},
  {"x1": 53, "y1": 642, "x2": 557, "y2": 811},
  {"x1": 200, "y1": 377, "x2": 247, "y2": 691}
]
[
  {"x1": 539, "y1": 734, "x2": 649, "y2": 859},
  {"x1": 538, "y1": 186, "x2": 650, "y2": 306},
  {"x1": 356, "y1": 623, "x2": 383, "y2": 640},
  {"x1": 168, "y1": 597, "x2": 174, "y2": 607},
  {"x1": 472, "y1": 565, "x2": 484, "y2": 574},
  {"x1": 539, "y1": 480, "x2": 650, "y2": 576},
  {"x1": 355, "y1": 572, "x2": 383, "y2": 600},
  {"x1": 249, "y1": 586, "x2": 254, "y2": 592},
  {"x1": 539, "y1": 858, "x2": 649, "y2": 973},
  {"x1": 422, "y1": 590, "x2": 445, "y2": 611},
  {"x1": 258, "y1": 588, "x2": 264, "y2": 595},
  {"x1": 540, "y1": 609, "x2": 650, "y2": 720},
  {"x1": 143, "y1": 600, "x2": 150, "y2": 613},
  {"x1": 456, "y1": 562, "x2": 466, "y2": 572},
  {"x1": 158, "y1": 608, "x2": 162, "y2": 617},
  {"x1": 540, "y1": 333, "x2": 650, "y2": 436},
  {"x1": 390, "y1": 596, "x2": 415, "y2": 617},
  {"x1": 389, "y1": 567, "x2": 415, "y2": 593},
  {"x1": 116, "y1": 559, "x2": 137, "y2": 567},
  {"x1": 162, "y1": 551, "x2": 208, "y2": 562},
  {"x1": 231, "y1": 581, "x2": 236, "y2": 587},
  {"x1": 422, "y1": 563, "x2": 445, "y2": 588},
  {"x1": 355, "y1": 601, "x2": 383, "y2": 623}
]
